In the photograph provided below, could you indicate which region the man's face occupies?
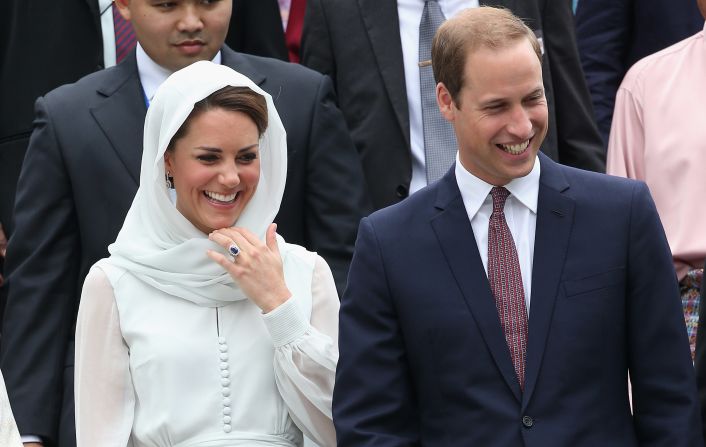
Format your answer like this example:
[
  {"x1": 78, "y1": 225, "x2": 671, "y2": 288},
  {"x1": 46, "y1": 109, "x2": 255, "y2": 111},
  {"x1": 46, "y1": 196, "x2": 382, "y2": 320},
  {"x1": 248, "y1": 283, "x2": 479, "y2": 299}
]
[
  {"x1": 438, "y1": 39, "x2": 548, "y2": 186},
  {"x1": 116, "y1": 0, "x2": 232, "y2": 72}
]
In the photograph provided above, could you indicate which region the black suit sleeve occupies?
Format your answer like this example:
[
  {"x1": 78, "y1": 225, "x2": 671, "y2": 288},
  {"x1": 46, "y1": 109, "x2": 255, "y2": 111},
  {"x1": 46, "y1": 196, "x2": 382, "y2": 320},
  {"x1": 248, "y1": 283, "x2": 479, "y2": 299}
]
[
  {"x1": 0, "y1": 97, "x2": 80, "y2": 443},
  {"x1": 300, "y1": 0, "x2": 336, "y2": 80},
  {"x1": 574, "y1": 0, "x2": 630, "y2": 147},
  {"x1": 543, "y1": 0, "x2": 606, "y2": 171},
  {"x1": 304, "y1": 75, "x2": 371, "y2": 294},
  {"x1": 226, "y1": 0, "x2": 288, "y2": 60},
  {"x1": 334, "y1": 217, "x2": 420, "y2": 446}
]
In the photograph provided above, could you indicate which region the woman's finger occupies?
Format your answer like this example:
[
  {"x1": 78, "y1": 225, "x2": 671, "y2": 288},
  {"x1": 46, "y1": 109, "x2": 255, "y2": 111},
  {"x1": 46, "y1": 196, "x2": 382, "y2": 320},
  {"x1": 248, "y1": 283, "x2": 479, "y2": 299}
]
[{"x1": 266, "y1": 223, "x2": 280, "y2": 256}]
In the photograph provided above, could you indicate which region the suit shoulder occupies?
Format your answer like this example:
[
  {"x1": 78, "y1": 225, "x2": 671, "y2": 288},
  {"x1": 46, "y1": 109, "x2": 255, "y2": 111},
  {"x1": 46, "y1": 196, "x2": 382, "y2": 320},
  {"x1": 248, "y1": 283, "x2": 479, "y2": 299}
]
[
  {"x1": 622, "y1": 31, "x2": 704, "y2": 88},
  {"x1": 365, "y1": 184, "x2": 439, "y2": 229},
  {"x1": 42, "y1": 65, "x2": 128, "y2": 106},
  {"x1": 558, "y1": 163, "x2": 647, "y2": 202},
  {"x1": 233, "y1": 52, "x2": 326, "y2": 83}
]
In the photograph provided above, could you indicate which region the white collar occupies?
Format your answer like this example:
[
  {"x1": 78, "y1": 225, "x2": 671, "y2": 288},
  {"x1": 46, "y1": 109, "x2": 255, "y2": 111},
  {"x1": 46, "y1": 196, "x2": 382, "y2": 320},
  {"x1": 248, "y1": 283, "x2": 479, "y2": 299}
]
[
  {"x1": 135, "y1": 43, "x2": 223, "y2": 103},
  {"x1": 455, "y1": 152, "x2": 540, "y2": 218}
]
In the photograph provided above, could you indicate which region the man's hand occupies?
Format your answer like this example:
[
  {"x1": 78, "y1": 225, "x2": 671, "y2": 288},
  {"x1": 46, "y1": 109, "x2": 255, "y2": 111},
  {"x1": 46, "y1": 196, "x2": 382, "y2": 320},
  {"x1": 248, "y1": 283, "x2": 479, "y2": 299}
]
[{"x1": 24, "y1": 443, "x2": 43, "y2": 446}]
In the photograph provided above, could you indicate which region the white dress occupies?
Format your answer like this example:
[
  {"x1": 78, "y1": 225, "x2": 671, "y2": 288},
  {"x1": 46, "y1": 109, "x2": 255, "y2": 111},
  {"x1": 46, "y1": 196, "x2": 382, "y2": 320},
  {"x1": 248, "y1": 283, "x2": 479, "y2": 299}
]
[{"x1": 75, "y1": 251, "x2": 339, "y2": 447}]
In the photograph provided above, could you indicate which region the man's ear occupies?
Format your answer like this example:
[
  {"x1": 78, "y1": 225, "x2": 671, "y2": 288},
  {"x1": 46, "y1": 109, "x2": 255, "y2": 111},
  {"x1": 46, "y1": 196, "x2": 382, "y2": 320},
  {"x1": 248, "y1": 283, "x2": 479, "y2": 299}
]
[
  {"x1": 436, "y1": 82, "x2": 456, "y2": 123},
  {"x1": 114, "y1": 0, "x2": 131, "y2": 21}
]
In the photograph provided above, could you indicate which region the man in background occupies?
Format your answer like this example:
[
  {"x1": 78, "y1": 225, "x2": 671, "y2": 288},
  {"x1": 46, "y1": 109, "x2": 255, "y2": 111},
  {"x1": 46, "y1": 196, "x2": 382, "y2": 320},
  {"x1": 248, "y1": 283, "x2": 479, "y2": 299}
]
[{"x1": 302, "y1": 0, "x2": 605, "y2": 211}]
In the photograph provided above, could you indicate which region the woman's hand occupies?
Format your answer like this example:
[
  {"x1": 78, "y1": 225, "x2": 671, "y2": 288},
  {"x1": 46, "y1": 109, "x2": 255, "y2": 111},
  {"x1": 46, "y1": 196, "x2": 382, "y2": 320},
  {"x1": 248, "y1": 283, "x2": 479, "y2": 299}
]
[{"x1": 207, "y1": 223, "x2": 291, "y2": 313}]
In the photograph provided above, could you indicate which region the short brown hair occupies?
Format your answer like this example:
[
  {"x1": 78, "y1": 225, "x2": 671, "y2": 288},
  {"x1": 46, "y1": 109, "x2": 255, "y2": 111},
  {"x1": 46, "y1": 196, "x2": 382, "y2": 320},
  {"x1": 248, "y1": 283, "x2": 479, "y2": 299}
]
[
  {"x1": 432, "y1": 7, "x2": 542, "y2": 105},
  {"x1": 168, "y1": 86, "x2": 268, "y2": 151}
]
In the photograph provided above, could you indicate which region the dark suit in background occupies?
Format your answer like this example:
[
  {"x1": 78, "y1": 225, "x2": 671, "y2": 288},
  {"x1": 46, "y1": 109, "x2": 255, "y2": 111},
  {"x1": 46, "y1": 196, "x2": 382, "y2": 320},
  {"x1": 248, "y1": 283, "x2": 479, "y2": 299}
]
[
  {"x1": 335, "y1": 154, "x2": 701, "y2": 445},
  {"x1": 0, "y1": 46, "x2": 367, "y2": 446},
  {"x1": 575, "y1": 0, "x2": 703, "y2": 145},
  {"x1": 302, "y1": 0, "x2": 605, "y2": 210}
]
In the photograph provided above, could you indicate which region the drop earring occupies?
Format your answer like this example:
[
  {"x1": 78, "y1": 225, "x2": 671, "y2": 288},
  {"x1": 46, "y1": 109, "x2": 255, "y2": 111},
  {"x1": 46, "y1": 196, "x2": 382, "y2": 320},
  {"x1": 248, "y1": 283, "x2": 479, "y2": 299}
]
[{"x1": 166, "y1": 171, "x2": 174, "y2": 189}]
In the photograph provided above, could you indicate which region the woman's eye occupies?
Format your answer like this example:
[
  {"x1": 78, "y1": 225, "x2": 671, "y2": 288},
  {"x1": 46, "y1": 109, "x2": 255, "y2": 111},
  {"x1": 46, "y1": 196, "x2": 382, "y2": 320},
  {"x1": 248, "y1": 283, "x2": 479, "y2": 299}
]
[
  {"x1": 239, "y1": 153, "x2": 258, "y2": 163},
  {"x1": 197, "y1": 155, "x2": 219, "y2": 162}
]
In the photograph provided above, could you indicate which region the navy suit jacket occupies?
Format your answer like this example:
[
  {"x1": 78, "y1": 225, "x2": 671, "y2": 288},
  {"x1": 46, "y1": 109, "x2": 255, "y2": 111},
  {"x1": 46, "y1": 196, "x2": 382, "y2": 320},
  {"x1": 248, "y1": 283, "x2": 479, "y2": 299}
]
[
  {"x1": 334, "y1": 154, "x2": 702, "y2": 446},
  {"x1": 575, "y1": 0, "x2": 704, "y2": 146}
]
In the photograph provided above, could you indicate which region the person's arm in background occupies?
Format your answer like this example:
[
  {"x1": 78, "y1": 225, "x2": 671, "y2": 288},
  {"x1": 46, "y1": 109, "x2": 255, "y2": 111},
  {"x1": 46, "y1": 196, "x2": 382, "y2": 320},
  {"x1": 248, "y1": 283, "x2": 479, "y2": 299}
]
[
  {"x1": 543, "y1": 0, "x2": 606, "y2": 171},
  {"x1": 302, "y1": 74, "x2": 371, "y2": 295},
  {"x1": 1, "y1": 96, "x2": 82, "y2": 445},
  {"x1": 575, "y1": 0, "x2": 630, "y2": 147},
  {"x1": 226, "y1": 0, "x2": 288, "y2": 61}
]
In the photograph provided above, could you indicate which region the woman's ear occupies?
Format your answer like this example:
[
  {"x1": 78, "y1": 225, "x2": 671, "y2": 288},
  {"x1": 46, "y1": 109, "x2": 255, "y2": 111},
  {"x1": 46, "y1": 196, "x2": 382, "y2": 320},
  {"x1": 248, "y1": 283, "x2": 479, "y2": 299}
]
[{"x1": 164, "y1": 152, "x2": 173, "y2": 173}]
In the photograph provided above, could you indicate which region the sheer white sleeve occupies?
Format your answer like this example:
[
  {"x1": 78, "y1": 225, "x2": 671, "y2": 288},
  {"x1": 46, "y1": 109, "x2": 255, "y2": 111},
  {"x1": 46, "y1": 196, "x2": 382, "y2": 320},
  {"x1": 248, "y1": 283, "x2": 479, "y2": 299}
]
[
  {"x1": 75, "y1": 266, "x2": 135, "y2": 447},
  {"x1": 261, "y1": 255, "x2": 339, "y2": 447}
]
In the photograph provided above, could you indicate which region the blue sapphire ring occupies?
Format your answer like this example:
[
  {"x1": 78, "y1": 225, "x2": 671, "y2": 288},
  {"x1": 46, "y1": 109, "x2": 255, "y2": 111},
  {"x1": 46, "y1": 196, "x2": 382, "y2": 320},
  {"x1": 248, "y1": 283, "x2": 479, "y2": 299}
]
[{"x1": 228, "y1": 243, "x2": 241, "y2": 260}]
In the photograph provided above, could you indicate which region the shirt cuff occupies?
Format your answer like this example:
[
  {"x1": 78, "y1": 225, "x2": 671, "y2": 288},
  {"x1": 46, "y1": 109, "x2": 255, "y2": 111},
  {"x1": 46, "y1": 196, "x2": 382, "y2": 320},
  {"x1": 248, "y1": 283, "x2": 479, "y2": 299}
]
[
  {"x1": 261, "y1": 294, "x2": 309, "y2": 347},
  {"x1": 21, "y1": 435, "x2": 43, "y2": 443}
]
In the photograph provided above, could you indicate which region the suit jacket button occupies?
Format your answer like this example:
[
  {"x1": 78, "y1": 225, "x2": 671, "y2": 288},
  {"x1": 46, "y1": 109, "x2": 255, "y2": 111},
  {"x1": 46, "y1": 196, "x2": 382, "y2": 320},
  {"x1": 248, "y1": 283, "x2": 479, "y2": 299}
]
[
  {"x1": 395, "y1": 184, "x2": 408, "y2": 199},
  {"x1": 522, "y1": 415, "x2": 534, "y2": 428}
]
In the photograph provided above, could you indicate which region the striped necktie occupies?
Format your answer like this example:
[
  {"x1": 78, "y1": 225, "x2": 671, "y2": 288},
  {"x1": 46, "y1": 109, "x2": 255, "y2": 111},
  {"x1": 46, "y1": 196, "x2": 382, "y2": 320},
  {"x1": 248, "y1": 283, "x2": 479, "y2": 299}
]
[{"x1": 113, "y1": 4, "x2": 137, "y2": 63}]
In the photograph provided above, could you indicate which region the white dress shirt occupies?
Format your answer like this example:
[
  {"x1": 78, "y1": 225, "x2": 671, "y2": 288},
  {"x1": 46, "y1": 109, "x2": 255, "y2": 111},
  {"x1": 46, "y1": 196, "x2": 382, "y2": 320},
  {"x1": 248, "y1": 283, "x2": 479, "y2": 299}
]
[
  {"x1": 455, "y1": 155, "x2": 540, "y2": 311},
  {"x1": 98, "y1": 0, "x2": 119, "y2": 68},
  {"x1": 397, "y1": 0, "x2": 479, "y2": 194},
  {"x1": 136, "y1": 44, "x2": 222, "y2": 103}
]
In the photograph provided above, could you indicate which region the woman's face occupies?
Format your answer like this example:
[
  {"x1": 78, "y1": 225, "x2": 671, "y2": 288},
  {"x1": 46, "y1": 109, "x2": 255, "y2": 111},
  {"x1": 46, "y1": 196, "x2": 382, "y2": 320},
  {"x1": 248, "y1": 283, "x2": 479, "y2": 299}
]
[{"x1": 164, "y1": 107, "x2": 260, "y2": 234}]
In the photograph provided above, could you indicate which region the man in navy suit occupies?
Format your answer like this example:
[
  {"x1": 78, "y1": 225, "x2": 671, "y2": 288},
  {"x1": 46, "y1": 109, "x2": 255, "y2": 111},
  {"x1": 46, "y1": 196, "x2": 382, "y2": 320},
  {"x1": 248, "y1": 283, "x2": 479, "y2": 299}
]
[{"x1": 334, "y1": 7, "x2": 701, "y2": 446}]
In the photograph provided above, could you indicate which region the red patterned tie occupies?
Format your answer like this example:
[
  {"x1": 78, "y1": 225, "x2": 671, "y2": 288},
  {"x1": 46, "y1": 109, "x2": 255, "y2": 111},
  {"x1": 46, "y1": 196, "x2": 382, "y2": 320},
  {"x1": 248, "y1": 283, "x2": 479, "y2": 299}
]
[
  {"x1": 113, "y1": 4, "x2": 137, "y2": 63},
  {"x1": 487, "y1": 187, "x2": 529, "y2": 390}
]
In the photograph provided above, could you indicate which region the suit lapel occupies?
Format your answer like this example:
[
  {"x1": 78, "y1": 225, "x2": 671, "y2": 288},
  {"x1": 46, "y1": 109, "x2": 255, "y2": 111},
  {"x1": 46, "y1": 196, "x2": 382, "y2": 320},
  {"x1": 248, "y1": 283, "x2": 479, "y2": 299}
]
[
  {"x1": 521, "y1": 154, "x2": 574, "y2": 409},
  {"x1": 358, "y1": 0, "x2": 410, "y2": 148},
  {"x1": 431, "y1": 170, "x2": 522, "y2": 402},
  {"x1": 91, "y1": 53, "x2": 147, "y2": 185}
]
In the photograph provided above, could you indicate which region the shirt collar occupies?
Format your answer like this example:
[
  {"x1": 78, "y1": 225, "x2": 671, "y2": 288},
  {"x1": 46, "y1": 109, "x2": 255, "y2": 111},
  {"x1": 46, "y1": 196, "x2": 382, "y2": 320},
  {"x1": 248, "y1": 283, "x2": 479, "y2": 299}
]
[
  {"x1": 135, "y1": 43, "x2": 222, "y2": 102},
  {"x1": 455, "y1": 152, "x2": 541, "y2": 219}
]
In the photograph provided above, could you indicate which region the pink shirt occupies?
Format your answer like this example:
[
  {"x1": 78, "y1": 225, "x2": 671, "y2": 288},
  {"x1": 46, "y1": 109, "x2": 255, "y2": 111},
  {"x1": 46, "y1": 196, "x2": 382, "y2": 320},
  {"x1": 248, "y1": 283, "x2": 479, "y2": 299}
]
[{"x1": 607, "y1": 22, "x2": 706, "y2": 280}]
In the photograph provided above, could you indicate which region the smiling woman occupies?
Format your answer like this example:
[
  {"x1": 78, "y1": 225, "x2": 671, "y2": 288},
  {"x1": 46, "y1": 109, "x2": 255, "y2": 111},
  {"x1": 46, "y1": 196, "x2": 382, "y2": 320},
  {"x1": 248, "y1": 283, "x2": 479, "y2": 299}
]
[
  {"x1": 164, "y1": 87, "x2": 267, "y2": 234},
  {"x1": 73, "y1": 61, "x2": 339, "y2": 447}
]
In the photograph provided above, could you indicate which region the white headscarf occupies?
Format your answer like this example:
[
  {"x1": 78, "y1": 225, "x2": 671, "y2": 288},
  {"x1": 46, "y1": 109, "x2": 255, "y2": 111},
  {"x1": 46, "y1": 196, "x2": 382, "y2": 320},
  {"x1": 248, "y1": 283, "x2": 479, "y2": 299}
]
[{"x1": 107, "y1": 61, "x2": 295, "y2": 307}]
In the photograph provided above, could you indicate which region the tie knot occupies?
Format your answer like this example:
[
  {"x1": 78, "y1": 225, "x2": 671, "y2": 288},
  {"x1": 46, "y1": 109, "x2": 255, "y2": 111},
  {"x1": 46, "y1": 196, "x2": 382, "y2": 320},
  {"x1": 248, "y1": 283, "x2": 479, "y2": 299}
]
[{"x1": 490, "y1": 187, "x2": 510, "y2": 212}]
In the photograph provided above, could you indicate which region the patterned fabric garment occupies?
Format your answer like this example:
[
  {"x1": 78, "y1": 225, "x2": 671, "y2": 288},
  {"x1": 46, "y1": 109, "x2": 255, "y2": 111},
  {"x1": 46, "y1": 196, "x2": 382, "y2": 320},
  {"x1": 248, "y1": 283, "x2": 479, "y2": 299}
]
[
  {"x1": 487, "y1": 187, "x2": 529, "y2": 389},
  {"x1": 679, "y1": 268, "x2": 702, "y2": 360}
]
